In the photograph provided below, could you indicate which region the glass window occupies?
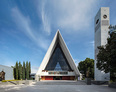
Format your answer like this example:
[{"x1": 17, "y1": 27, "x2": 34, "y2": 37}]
[{"x1": 45, "y1": 43, "x2": 72, "y2": 71}]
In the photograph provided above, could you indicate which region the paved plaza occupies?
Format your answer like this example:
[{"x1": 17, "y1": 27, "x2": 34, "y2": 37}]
[{"x1": 0, "y1": 81, "x2": 116, "y2": 92}]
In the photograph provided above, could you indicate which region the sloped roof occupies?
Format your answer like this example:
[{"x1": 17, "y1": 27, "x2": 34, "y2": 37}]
[{"x1": 36, "y1": 30, "x2": 80, "y2": 76}]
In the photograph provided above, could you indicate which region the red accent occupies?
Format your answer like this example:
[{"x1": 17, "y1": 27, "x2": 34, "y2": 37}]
[
  {"x1": 42, "y1": 76, "x2": 75, "y2": 80},
  {"x1": 45, "y1": 76, "x2": 53, "y2": 80},
  {"x1": 62, "y1": 76, "x2": 70, "y2": 80}
]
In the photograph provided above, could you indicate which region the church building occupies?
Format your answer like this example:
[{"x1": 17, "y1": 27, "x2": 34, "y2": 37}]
[{"x1": 35, "y1": 30, "x2": 80, "y2": 81}]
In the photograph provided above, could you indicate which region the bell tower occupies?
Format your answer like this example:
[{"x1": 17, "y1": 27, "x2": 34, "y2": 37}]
[{"x1": 94, "y1": 7, "x2": 110, "y2": 81}]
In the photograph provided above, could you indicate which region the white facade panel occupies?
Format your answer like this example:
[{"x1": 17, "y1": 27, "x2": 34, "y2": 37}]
[{"x1": 0, "y1": 65, "x2": 13, "y2": 80}]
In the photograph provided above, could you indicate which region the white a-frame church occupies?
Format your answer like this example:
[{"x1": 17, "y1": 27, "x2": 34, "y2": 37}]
[{"x1": 35, "y1": 30, "x2": 80, "y2": 81}]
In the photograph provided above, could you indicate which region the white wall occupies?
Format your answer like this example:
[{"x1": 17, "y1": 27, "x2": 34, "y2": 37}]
[
  {"x1": 94, "y1": 7, "x2": 110, "y2": 81},
  {"x1": 40, "y1": 71, "x2": 75, "y2": 76},
  {"x1": 0, "y1": 65, "x2": 14, "y2": 80}
]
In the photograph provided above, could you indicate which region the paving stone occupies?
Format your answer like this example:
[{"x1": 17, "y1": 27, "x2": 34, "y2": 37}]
[{"x1": 0, "y1": 80, "x2": 116, "y2": 92}]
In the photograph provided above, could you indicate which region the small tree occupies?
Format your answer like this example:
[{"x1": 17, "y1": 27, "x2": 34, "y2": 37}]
[
  {"x1": 18, "y1": 61, "x2": 22, "y2": 80},
  {"x1": 29, "y1": 62, "x2": 31, "y2": 79},
  {"x1": 16, "y1": 61, "x2": 18, "y2": 80},
  {"x1": 22, "y1": 61, "x2": 25, "y2": 80},
  {"x1": 78, "y1": 58, "x2": 94, "y2": 79},
  {"x1": 26, "y1": 61, "x2": 29, "y2": 80},
  {"x1": 20, "y1": 62, "x2": 23, "y2": 80}
]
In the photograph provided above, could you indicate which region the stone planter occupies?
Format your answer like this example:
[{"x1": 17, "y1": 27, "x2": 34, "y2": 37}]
[
  {"x1": 25, "y1": 80, "x2": 33, "y2": 85},
  {"x1": 85, "y1": 78, "x2": 91, "y2": 85}
]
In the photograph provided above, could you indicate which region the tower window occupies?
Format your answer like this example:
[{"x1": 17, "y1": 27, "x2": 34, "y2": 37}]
[{"x1": 96, "y1": 19, "x2": 99, "y2": 24}]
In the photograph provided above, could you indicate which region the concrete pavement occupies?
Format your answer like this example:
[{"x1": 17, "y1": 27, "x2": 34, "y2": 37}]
[{"x1": 0, "y1": 80, "x2": 116, "y2": 92}]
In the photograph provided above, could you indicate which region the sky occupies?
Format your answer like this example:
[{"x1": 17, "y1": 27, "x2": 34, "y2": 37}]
[{"x1": 0, "y1": 0, "x2": 116, "y2": 73}]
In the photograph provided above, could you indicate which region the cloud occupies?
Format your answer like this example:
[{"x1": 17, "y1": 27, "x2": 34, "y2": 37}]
[
  {"x1": 11, "y1": 7, "x2": 50, "y2": 50},
  {"x1": 38, "y1": 0, "x2": 97, "y2": 33},
  {"x1": 41, "y1": 2, "x2": 51, "y2": 35},
  {"x1": 89, "y1": 41, "x2": 94, "y2": 47}
]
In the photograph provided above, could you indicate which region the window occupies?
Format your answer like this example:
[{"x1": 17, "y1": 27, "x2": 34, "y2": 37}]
[
  {"x1": 45, "y1": 43, "x2": 72, "y2": 71},
  {"x1": 96, "y1": 19, "x2": 99, "y2": 24}
]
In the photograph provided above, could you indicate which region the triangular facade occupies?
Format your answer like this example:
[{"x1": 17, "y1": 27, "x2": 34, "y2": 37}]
[{"x1": 35, "y1": 30, "x2": 80, "y2": 80}]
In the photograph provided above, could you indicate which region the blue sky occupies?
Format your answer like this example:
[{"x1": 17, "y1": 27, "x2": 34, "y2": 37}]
[{"x1": 0, "y1": 0, "x2": 116, "y2": 73}]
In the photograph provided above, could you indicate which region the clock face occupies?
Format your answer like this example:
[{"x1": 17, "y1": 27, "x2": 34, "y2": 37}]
[
  {"x1": 96, "y1": 19, "x2": 99, "y2": 24},
  {"x1": 103, "y1": 15, "x2": 107, "y2": 19}
]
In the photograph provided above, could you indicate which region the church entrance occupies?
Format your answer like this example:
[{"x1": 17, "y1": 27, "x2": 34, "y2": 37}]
[
  {"x1": 53, "y1": 76, "x2": 62, "y2": 80},
  {"x1": 41, "y1": 76, "x2": 75, "y2": 80}
]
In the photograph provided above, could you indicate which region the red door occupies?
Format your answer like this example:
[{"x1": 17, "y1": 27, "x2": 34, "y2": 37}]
[
  {"x1": 45, "y1": 76, "x2": 53, "y2": 80},
  {"x1": 62, "y1": 76, "x2": 70, "y2": 80}
]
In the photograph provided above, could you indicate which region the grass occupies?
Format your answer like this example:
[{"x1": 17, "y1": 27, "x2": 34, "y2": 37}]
[{"x1": 2, "y1": 80, "x2": 22, "y2": 82}]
